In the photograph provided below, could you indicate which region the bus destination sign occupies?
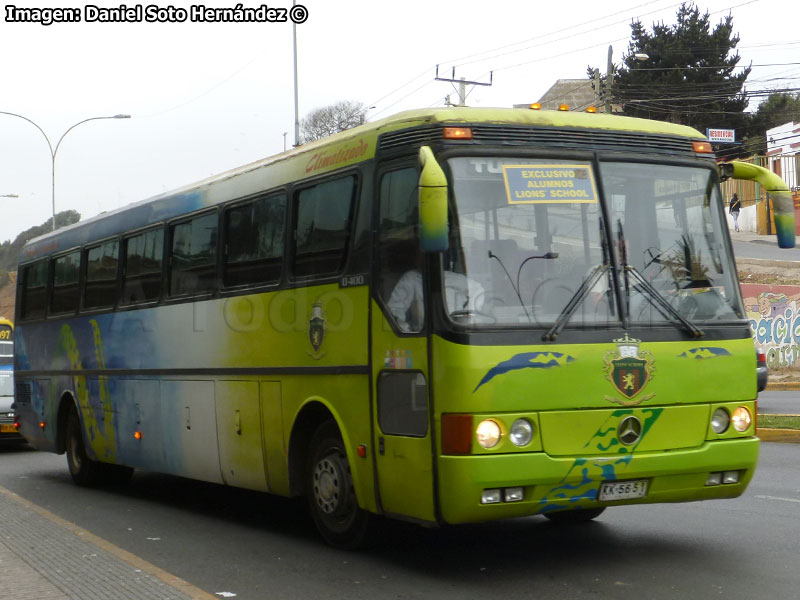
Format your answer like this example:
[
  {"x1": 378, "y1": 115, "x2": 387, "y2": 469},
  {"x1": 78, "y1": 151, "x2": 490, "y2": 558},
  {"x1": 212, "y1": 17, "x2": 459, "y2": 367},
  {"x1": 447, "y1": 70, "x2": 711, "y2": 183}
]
[{"x1": 502, "y1": 164, "x2": 598, "y2": 204}]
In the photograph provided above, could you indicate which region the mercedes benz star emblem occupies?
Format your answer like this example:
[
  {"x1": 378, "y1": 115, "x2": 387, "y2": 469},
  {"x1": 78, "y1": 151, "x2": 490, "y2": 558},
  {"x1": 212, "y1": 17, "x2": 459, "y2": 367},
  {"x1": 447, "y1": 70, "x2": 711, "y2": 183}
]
[{"x1": 617, "y1": 415, "x2": 643, "y2": 446}]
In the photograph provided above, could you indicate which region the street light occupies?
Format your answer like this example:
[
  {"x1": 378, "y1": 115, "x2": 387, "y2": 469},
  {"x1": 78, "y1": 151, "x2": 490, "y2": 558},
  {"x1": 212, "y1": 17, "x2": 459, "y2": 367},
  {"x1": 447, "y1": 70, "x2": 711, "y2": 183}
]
[{"x1": 0, "y1": 111, "x2": 130, "y2": 231}]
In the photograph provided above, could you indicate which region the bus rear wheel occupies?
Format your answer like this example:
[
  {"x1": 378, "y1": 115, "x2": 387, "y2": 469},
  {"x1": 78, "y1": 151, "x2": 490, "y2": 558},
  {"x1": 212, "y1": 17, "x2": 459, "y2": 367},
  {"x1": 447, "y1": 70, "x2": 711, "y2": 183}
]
[
  {"x1": 544, "y1": 507, "x2": 606, "y2": 523},
  {"x1": 306, "y1": 421, "x2": 372, "y2": 549},
  {"x1": 65, "y1": 406, "x2": 134, "y2": 486},
  {"x1": 65, "y1": 405, "x2": 104, "y2": 486}
]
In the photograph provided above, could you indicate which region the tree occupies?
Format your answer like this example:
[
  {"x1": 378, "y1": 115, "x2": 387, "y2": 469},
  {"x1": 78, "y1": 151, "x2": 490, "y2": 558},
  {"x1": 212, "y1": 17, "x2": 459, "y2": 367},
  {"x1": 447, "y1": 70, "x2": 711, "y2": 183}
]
[
  {"x1": 300, "y1": 100, "x2": 367, "y2": 143},
  {"x1": 597, "y1": 3, "x2": 750, "y2": 136}
]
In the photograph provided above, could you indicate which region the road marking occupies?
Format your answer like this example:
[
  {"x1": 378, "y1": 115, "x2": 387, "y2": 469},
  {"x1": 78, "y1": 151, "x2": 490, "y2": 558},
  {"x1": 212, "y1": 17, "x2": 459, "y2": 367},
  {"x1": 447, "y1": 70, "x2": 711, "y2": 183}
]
[{"x1": 755, "y1": 494, "x2": 800, "y2": 504}]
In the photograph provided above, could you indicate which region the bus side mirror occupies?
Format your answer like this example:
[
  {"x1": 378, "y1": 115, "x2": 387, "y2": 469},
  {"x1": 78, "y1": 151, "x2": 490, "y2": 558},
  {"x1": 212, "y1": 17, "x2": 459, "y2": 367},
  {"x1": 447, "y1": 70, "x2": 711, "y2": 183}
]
[
  {"x1": 720, "y1": 161, "x2": 795, "y2": 249},
  {"x1": 418, "y1": 145, "x2": 448, "y2": 252}
]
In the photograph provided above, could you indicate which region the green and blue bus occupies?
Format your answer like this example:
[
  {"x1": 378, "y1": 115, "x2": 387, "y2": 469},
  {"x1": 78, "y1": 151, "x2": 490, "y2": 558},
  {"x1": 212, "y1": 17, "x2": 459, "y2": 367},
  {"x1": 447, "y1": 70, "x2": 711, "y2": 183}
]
[{"x1": 13, "y1": 107, "x2": 794, "y2": 547}]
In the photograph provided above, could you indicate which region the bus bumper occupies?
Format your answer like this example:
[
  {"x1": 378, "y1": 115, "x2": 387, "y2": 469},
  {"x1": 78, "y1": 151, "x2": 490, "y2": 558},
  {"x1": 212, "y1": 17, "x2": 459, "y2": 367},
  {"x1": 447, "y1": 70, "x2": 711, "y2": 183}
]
[{"x1": 436, "y1": 437, "x2": 759, "y2": 524}]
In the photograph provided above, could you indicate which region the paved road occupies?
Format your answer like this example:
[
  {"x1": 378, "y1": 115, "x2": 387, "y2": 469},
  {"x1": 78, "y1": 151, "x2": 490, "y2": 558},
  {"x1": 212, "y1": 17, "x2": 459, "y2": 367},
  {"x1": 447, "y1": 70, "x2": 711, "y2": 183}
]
[
  {"x1": 757, "y1": 390, "x2": 800, "y2": 414},
  {"x1": 1, "y1": 443, "x2": 799, "y2": 600},
  {"x1": 731, "y1": 229, "x2": 800, "y2": 262}
]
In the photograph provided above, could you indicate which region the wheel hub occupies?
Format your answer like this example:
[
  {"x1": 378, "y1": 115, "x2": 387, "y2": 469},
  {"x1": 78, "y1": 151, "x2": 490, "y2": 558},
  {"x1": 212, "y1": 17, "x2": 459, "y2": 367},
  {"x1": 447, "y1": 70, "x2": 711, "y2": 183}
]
[{"x1": 313, "y1": 457, "x2": 341, "y2": 515}]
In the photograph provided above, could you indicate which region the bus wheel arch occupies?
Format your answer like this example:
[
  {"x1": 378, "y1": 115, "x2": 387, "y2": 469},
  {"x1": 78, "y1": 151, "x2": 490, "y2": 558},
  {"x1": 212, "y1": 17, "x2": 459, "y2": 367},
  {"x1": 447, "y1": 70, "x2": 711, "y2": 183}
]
[
  {"x1": 288, "y1": 401, "x2": 336, "y2": 498},
  {"x1": 57, "y1": 394, "x2": 132, "y2": 487},
  {"x1": 62, "y1": 398, "x2": 104, "y2": 486},
  {"x1": 288, "y1": 402, "x2": 373, "y2": 548}
]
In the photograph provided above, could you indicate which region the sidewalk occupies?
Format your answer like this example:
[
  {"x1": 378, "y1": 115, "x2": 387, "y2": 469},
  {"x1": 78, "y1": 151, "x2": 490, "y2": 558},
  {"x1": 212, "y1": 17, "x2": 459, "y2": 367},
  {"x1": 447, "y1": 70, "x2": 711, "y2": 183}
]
[{"x1": 0, "y1": 485, "x2": 215, "y2": 600}]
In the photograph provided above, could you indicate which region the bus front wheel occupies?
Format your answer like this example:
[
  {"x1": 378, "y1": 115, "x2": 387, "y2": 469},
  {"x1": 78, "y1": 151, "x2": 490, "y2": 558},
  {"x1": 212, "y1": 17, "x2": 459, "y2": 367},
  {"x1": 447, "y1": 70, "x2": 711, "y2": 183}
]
[
  {"x1": 306, "y1": 421, "x2": 372, "y2": 549},
  {"x1": 544, "y1": 507, "x2": 606, "y2": 523},
  {"x1": 65, "y1": 405, "x2": 104, "y2": 486}
]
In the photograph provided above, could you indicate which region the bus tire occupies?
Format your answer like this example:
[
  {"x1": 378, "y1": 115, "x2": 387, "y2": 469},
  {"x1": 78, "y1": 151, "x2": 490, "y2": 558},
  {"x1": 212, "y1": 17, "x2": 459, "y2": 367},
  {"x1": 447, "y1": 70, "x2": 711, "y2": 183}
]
[
  {"x1": 544, "y1": 507, "x2": 606, "y2": 523},
  {"x1": 65, "y1": 405, "x2": 104, "y2": 487},
  {"x1": 306, "y1": 421, "x2": 372, "y2": 549}
]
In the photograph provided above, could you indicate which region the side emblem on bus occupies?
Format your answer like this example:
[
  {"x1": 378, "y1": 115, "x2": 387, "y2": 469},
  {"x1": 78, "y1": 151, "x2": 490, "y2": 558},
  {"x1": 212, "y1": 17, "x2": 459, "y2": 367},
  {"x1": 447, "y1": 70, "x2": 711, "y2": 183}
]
[
  {"x1": 603, "y1": 334, "x2": 655, "y2": 406},
  {"x1": 308, "y1": 302, "x2": 327, "y2": 359}
]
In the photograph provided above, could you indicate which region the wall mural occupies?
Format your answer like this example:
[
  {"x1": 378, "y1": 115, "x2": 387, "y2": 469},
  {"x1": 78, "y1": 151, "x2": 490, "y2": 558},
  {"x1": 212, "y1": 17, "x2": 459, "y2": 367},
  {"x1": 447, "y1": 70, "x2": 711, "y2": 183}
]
[{"x1": 741, "y1": 283, "x2": 800, "y2": 368}]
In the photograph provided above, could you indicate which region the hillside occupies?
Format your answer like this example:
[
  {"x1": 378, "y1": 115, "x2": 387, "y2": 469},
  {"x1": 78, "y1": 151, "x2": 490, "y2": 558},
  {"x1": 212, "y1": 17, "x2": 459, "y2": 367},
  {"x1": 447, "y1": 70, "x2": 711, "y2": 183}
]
[{"x1": 0, "y1": 272, "x2": 15, "y2": 321}]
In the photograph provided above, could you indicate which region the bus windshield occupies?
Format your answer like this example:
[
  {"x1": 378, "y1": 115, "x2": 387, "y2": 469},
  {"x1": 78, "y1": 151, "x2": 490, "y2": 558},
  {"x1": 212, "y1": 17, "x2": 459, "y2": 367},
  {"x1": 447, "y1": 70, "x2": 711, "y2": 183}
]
[{"x1": 446, "y1": 156, "x2": 741, "y2": 329}]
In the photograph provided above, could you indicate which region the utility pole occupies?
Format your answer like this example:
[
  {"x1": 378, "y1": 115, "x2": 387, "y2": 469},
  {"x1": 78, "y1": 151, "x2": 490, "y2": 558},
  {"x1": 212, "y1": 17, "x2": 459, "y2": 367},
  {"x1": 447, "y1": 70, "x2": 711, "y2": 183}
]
[
  {"x1": 435, "y1": 66, "x2": 493, "y2": 106},
  {"x1": 605, "y1": 45, "x2": 613, "y2": 114},
  {"x1": 593, "y1": 68, "x2": 602, "y2": 109},
  {"x1": 292, "y1": 0, "x2": 300, "y2": 146}
]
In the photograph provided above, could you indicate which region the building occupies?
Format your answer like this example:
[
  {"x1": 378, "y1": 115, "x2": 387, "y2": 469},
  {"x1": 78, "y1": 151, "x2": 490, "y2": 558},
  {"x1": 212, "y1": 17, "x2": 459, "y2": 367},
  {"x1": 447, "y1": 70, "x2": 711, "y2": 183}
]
[{"x1": 766, "y1": 121, "x2": 800, "y2": 191}]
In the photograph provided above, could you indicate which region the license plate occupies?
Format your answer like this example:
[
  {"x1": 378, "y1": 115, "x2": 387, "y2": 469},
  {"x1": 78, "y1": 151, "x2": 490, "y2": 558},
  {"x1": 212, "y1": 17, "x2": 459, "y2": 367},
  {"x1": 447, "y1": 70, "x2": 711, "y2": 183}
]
[
  {"x1": 598, "y1": 479, "x2": 649, "y2": 501},
  {"x1": 0, "y1": 424, "x2": 16, "y2": 433}
]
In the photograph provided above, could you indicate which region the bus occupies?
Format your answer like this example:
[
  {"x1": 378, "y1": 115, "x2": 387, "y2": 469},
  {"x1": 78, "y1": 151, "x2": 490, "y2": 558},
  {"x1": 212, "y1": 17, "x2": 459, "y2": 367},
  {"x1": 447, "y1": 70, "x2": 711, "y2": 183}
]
[
  {"x1": 13, "y1": 107, "x2": 794, "y2": 548},
  {"x1": 0, "y1": 318, "x2": 20, "y2": 440}
]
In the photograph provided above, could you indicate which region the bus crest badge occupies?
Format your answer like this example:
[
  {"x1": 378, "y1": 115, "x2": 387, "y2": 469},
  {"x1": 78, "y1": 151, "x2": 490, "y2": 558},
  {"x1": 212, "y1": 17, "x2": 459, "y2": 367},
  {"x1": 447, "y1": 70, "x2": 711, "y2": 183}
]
[
  {"x1": 603, "y1": 334, "x2": 654, "y2": 406},
  {"x1": 308, "y1": 302, "x2": 327, "y2": 359}
]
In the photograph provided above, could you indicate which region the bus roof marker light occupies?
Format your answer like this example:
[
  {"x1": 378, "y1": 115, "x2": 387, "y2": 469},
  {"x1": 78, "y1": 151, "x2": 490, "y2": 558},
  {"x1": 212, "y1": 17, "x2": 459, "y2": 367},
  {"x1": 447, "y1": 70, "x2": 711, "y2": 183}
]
[
  {"x1": 529, "y1": 103, "x2": 541, "y2": 110},
  {"x1": 692, "y1": 141, "x2": 713, "y2": 153},
  {"x1": 586, "y1": 106, "x2": 598, "y2": 113},
  {"x1": 134, "y1": 431, "x2": 143, "y2": 440},
  {"x1": 443, "y1": 127, "x2": 472, "y2": 140},
  {"x1": 558, "y1": 104, "x2": 569, "y2": 111}
]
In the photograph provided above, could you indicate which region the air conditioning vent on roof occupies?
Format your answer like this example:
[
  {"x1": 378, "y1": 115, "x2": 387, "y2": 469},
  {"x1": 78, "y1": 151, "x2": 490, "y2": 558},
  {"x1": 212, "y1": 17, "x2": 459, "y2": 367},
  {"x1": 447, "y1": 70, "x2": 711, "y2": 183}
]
[{"x1": 377, "y1": 124, "x2": 696, "y2": 157}]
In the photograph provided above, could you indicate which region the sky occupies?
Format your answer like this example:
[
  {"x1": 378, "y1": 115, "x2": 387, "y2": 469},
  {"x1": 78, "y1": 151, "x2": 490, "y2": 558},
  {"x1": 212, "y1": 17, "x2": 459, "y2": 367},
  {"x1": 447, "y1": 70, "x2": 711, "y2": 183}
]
[{"x1": 0, "y1": 0, "x2": 797, "y2": 243}]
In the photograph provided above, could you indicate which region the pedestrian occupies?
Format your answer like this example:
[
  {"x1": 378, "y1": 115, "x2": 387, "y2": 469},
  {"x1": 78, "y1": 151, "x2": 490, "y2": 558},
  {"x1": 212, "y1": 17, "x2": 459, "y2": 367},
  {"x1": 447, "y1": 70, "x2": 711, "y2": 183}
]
[{"x1": 729, "y1": 192, "x2": 741, "y2": 232}]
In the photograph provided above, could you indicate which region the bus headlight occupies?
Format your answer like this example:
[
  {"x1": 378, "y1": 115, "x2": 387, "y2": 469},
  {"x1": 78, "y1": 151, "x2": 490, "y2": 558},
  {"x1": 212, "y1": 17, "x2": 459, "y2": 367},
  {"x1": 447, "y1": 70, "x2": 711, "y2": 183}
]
[
  {"x1": 476, "y1": 419, "x2": 501, "y2": 448},
  {"x1": 509, "y1": 419, "x2": 533, "y2": 447},
  {"x1": 732, "y1": 406, "x2": 752, "y2": 432},
  {"x1": 711, "y1": 408, "x2": 730, "y2": 434}
]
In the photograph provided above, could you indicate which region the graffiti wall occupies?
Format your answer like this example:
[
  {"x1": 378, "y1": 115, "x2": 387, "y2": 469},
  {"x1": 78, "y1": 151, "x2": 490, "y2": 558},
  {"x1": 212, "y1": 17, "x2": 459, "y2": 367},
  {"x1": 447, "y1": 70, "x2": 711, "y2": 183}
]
[{"x1": 741, "y1": 283, "x2": 800, "y2": 369}]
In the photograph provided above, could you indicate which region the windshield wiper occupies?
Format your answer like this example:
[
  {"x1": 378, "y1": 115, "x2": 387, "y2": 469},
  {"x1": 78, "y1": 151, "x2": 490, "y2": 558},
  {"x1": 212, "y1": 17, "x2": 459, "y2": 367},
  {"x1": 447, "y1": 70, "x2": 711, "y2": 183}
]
[
  {"x1": 543, "y1": 218, "x2": 613, "y2": 341},
  {"x1": 543, "y1": 263, "x2": 609, "y2": 341},
  {"x1": 617, "y1": 220, "x2": 704, "y2": 338}
]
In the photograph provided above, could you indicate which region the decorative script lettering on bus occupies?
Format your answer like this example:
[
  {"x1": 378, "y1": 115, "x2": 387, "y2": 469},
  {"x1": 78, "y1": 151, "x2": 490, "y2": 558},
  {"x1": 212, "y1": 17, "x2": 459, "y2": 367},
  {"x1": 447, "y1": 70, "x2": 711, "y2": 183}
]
[{"x1": 305, "y1": 139, "x2": 369, "y2": 174}]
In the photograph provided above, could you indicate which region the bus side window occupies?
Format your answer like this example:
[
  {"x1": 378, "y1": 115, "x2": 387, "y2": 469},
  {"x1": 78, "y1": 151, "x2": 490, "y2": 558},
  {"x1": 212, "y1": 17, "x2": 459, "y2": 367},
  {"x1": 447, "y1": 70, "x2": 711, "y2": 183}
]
[
  {"x1": 122, "y1": 228, "x2": 164, "y2": 305},
  {"x1": 376, "y1": 167, "x2": 422, "y2": 333},
  {"x1": 293, "y1": 175, "x2": 356, "y2": 278},
  {"x1": 20, "y1": 260, "x2": 48, "y2": 321},
  {"x1": 84, "y1": 240, "x2": 119, "y2": 310},
  {"x1": 223, "y1": 194, "x2": 286, "y2": 288},
  {"x1": 50, "y1": 251, "x2": 81, "y2": 315},
  {"x1": 169, "y1": 212, "x2": 219, "y2": 297}
]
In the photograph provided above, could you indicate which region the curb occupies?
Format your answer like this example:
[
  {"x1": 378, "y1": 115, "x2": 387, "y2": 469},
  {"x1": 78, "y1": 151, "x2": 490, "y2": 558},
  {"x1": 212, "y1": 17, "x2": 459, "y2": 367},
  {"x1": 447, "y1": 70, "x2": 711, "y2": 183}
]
[
  {"x1": 766, "y1": 382, "x2": 800, "y2": 391},
  {"x1": 736, "y1": 257, "x2": 800, "y2": 269},
  {"x1": 757, "y1": 428, "x2": 800, "y2": 443}
]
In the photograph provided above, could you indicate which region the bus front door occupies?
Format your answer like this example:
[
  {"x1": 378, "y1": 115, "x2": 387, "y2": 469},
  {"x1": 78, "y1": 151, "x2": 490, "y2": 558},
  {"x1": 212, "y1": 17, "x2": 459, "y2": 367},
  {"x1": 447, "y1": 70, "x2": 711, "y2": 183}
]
[{"x1": 371, "y1": 311, "x2": 436, "y2": 523}]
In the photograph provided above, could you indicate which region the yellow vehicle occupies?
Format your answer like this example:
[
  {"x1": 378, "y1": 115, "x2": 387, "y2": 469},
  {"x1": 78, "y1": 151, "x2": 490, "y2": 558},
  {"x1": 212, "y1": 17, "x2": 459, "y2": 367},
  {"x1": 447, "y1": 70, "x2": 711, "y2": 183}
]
[
  {"x1": 0, "y1": 318, "x2": 21, "y2": 441},
  {"x1": 13, "y1": 107, "x2": 793, "y2": 547}
]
